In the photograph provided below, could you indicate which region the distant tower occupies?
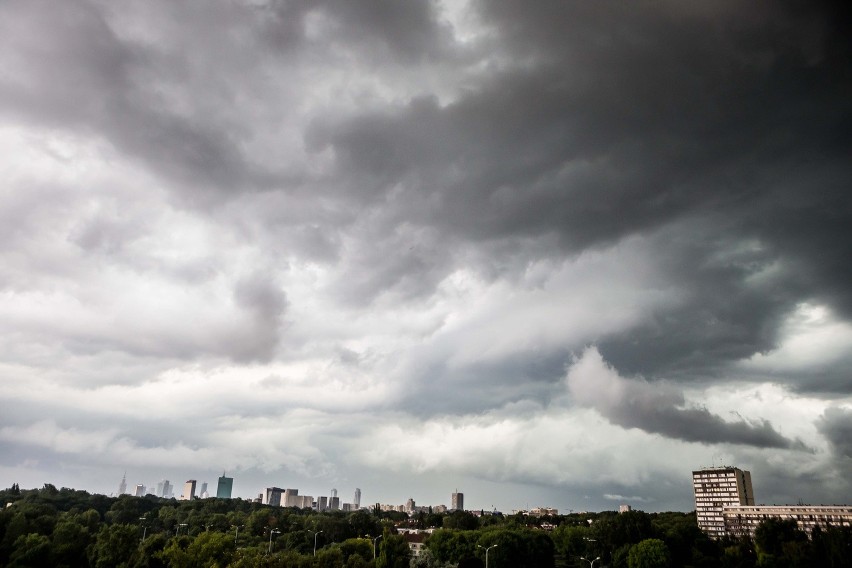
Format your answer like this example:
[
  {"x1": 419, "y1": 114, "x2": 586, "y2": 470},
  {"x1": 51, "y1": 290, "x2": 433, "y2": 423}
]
[
  {"x1": 199, "y1": 482, "x2": 209, "y2": 499},
  {"x1": 181, "y1": 480, "x2": 197, "y2": 501},
  {"x1": 216, "y1": 472, "x2": 233, "y2": 499},
  {"x1": 162, "y1": 480, "x2": 173, "y2": 498},
  {"x1": 452, "y1": 490, "x2": 464, "y2": 511},
  {"x1": 118, "y1": 472, "x2": 127, "y2": 495},
  {"x1": 406, "y1": 498, "x2": 416, "y2": 514},
  {"x1": 331, "y1": 488, "x2": 337, "y2": 499},
  {"x1": 134, "y1": 484, "x2": 146, "y2": 497},
  {"x1": 354, "y1": 488, "x2": 361, "y2": 509}
]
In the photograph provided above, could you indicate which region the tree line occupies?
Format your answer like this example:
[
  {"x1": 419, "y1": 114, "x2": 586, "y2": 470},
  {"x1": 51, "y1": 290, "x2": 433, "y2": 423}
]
[{"x1": 1, "y1": 484, "x2": 850, "y2": 567}]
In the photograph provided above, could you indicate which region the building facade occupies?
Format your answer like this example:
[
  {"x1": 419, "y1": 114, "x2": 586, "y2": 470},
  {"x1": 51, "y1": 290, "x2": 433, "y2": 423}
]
[
  {"x1": 216, "y1": 473, "x2": 233, "y2": 499},
  {"x1": 724, "y1": 505, "x2": 852, "y2": 537},
  {"x1": 181, "y1": 480, "x2": 197, "y2": 501},
  {"x1": 452, "y1": 491, "x2": 464, "y2": 511},
  {"x1": 693, "y1": 467, "x2": 755, "y2": 538}
]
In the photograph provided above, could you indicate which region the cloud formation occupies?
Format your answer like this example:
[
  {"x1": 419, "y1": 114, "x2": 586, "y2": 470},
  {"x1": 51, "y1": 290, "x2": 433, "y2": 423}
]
[{"x1": 0, "y1": 0, "x2": 850, "y2": 512}]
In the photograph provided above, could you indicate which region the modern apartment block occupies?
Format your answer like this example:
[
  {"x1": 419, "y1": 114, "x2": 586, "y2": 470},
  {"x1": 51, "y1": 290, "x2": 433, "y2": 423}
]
[
  {"x1": 724, "y1": 505, "x2": 852, "y2": 537},
  {"x1": 693, "y1": 467, "x2": 755, "y2": 538}
]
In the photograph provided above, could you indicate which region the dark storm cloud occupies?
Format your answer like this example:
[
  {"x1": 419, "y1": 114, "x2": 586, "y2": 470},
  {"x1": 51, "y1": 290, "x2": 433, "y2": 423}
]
[
  {"x1": 307, "y1": 0, "x2": 852, "y2": 382},
  {"x1": 817, "y1": 407, "x2": 852, "y2": 460},
  {"x1": 568, "y1": 348, "x2": 806, "y2": 450}
]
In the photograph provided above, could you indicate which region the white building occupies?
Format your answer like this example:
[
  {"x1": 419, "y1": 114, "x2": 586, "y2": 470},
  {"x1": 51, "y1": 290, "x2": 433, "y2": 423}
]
[
  {"x1": 724, "y1": 505, "x2": 852, "y2": 537},
  {"x1": 180, "y1": 480, "x2": 197, "y2": 501},
  {"x1": 693, "y1": 466, "x2": 755, "y2": 538}
]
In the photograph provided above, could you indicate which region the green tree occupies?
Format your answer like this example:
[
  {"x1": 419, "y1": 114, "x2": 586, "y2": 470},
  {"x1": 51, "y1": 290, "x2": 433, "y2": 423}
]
[
  {"x1": 628, "y1": 538, "x2": 671, "y2": 568},
  {"x1": 377, "y1": 529, "x2": 410, "y2": 568},
  {"x1": 7, "y1": 533, "x2": 51, "y2": 567},
  {"x1": 52, "y1": 518, "x2": 92, "y2": 567},
  {"x1": 88, "y1": 523, "x2": 140, "y2": 568}
]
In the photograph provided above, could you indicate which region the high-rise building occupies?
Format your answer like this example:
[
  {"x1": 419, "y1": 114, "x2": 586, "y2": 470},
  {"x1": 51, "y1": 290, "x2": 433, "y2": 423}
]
[
  {"x1": 181, "y1": 480, "x2": 197, "y2": 501},
  {"x1": 216, "y1": 472, "x2": 233, "y2": 499},
  {"x1": 317, "y1": 496, "x2": 328, "y2": 511},
  {"x1": 406, "y1": 498, "x2": 416, "y2": 514},
  {"x1": 283, "y1": 488, "x2": 299, "y2": 507},
  {"x1": 162, "y1": 480, "x2": 173, "y2": 499},
  {"x1": 329, "y1": 496, "x2": 340, "y2": 510},
  {"x1": 354, "y1": 488, "x2": 361, "y2": 509},
  {"x1": 199, "y1": 482, "x2": 209, "y2": 499},
  {"x1": 452, "y1": 491, "x2": 463, "y2": 511},
  {"x1": 693, "y1": 466, "x2": 755, "y2": 538},
  {"x1": 134, "y1": 484, "x2": 146, "y2": 497},
  {"x1": 263, "y1": 487, "x2": 283, "y2": 507},
  {"x1": 118, "y1": 472, "x2": 127, "y2": 495}
]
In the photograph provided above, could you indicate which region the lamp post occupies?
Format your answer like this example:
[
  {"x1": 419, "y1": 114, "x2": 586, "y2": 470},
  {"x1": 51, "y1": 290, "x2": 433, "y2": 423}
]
[
  {"x1": 313, "y1": 530, "x2": 324, "y2": 556},
  {"x1": 580, "y1": 556, "x2": 601, "y2": 568},
  {"x1": 268, "y1": 528, "x2": 281, "y2": 555},
  {"x1": 232, "y1": 524, "x2": 243, "y2": 545},
  {"x1": 139, "y1": 517, "x2": 147, "y2": 543},
  {"x1": 176, "y1": 523, "x2": 187, "y2": 536},
  {"x1": 478, "y1": 544, "x2": 498, "y2": 568},
  {"x1": 372, "y1": 535, "x2": 383, "y2": 560}
]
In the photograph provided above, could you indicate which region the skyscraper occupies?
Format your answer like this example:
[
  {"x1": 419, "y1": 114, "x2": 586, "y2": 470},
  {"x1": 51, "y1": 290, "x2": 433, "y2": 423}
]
[
  {"x1": 199, "y1": 482, "x2": 208, "y2": 499},
  {"x1": 118, "y1": 472, "x2": 127, "y2": 495},
  {"x1": 134, "y1": 484, "x2": 146, "y2": 497},
  {"x1": 452, "y1": 491, "x2": 464, "y2": 511},
  {"x1": 354, "y1": 488, "x2": 361, "y2": 510},
  {"x1": 693, "y1": 466, "x2": 755, "y2": 538},
  {"x1": 181, "y1": 480, "x2": 197, "y2": 501},
  {"x1": 162, "y1": 480, "x2": 173, "y2": 499},
  {"x1": 216, "y1": 472, "x2": 233, "y2": 499}
]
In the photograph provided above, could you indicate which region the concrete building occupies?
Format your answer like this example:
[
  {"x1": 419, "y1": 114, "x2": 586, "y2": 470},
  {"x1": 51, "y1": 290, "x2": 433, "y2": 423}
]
[
  {"x1": 317, "y1": 496, "x2": 328, "y2": 511},
  {"x1": 263, "y1": 487, "x2": 283, "y2": 507},
  {"x1": 693, "y1": 466, "x2": 755, "y2": 539},
  {"x1": 162, "y1": 480, "x2": 173, "y2": 499},
  {"x1": 216, "y1": 473, "x2": 233, "y2": 499},
  {"x1": 134, "y1": 484, "x2": 146, "y2": 497},
  {"x1": 452, "y1": 491, "x2": 464, "y2": 511},
  {"x1": 283, "y1": 488, "x2": 299, "y2": 507},
  {"x1": 724, "y1": 505, "x2": 852, "y2": 538},
  {"x1": 329, "y1": 496, "x2": 340, "y2": 510},
  {"x1": 181, "y1": 480, "x2": 197, "y2": 501},
  {"x1": 199, "y1": 482, "x2": 209, "y2": 499},
  {"x1": 354, "y1": 488, "x2": 361, "y2": 510}
]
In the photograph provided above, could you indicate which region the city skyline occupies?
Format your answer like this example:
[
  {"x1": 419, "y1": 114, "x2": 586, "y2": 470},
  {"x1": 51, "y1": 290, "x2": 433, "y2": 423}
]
[{"x1": 1, "y1": 1, "x2": 851, "y2": 514}]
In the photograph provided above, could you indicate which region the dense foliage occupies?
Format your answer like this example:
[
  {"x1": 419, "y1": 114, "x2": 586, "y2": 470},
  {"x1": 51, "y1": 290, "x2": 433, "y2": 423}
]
[{"x1": 1, "y1": 484, "x2": 850, "y2": 567}]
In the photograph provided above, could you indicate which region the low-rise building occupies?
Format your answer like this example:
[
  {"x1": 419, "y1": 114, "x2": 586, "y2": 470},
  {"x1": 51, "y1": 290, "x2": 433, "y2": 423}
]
[{"x1": 724, "y1": 505, "x2": 852, "y2": 537}]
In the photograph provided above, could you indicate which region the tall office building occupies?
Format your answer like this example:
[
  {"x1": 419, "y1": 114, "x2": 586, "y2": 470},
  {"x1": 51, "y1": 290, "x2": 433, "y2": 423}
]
[
  {"x1": 264, "y1": 487, "x2": 283, "y2": 507},
  {"x1": 118, "y1": 472, "x2": 127, "y2": 495},
  {"x1": 199, "y1": 482, "x2": 209, "y2": 499},
  {"x1": 693, "y1": 466, "x2": 755, "y2": 538},
  {"x1": 162, "y1": 480, "x2": 173, "y2": 499},
  {"x1": 181, "y1": 480, "x2": 197, "y2": 501},
  {"x1": 452, "y1": 491, "x2": 464, "y2": 511},
  {"x1": 216, "y1": 472, "x2": 233, "y2": 499},
  {"x1": 317, "y1": 496, "x2": 328, "y2": 511},
  {"x1": 329, "y1": 496, "x2": 340, "y2": 510},
  {"x1": 354, "y1": 488, "x2": 361, "y2": 510},
  {"x1": 134, "y1": 484, "x2": 146, "y2": 497},
  {"x1": 283, "y1": 488, "x2": 299, "y2": 507}
]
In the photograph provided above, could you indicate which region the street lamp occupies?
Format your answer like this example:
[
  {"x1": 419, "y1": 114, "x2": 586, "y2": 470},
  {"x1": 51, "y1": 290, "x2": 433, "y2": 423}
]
[
  {"x1": 176, "y1": 523, "x2": 187, "y2": 536},
  {"x1": 478, "y1": 544, "x2": 498, "y2": 568},
  {"x1": 371, "y1": 535, "x2": 383, "y2": 559},
  {"x1": 580, "y1": 556, "x2": 601, "y2": 568},
  {"x1": 313, "y1": 530, "x2": 324, "y2": 556},
  {"x1": 268, "y1": 528, "x2": 281, "y2": 555},
  {"x1": 232, "y1": 524, "x2": 243, "y2": 545},
  {"x1": 139, "y1": 517, "x2": 147, "y2": 543}
]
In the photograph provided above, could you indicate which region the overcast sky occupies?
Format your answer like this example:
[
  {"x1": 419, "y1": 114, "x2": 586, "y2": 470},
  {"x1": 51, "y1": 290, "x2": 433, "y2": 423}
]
[{"x1": 1, "y1": 0, "x2": 851, "y2": 513}]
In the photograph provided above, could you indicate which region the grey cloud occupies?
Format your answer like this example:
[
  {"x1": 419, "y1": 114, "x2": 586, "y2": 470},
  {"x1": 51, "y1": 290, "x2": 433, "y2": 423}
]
[
  {"x1": 567, "y1": 348, "x2": 806, "y2": 450},
  {"x1": 232, "y1": 273, "x2": 289, "y2": 362},
  {"x1": 817, "y1": 407, "x2": 852, "y2": 460}
]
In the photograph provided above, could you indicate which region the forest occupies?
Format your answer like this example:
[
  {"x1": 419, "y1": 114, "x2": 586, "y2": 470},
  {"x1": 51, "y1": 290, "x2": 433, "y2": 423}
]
[{"x1": 1, "y1": 484, "x2": 850, "y2": 568}]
